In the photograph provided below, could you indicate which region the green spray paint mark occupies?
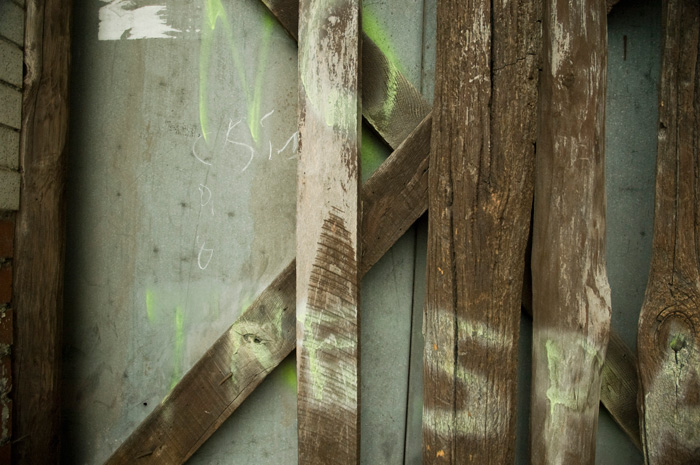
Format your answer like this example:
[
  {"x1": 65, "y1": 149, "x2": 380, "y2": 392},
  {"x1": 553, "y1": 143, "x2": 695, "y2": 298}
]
[
  {"x1": 361, "y1": 129, "x2": 389, "y2": 182},
  {"x1": 361, "y1": 9, "x2": 402, "y2": 124},
  {"x1": 199, "y1": 0, "x2": 274, "y2": 144},
  {"x1": 545, "y1": 339, "x2": 578, "y2": 416},
  {"x1": 145, "y1": 289, "x2": 156, "y2": 323},
  {"x1": 279, "y1": 357, "x2": 297, "y2": 391},
  {"x1": 170, "y1": 306, "x2": 185, "y2": 390},
  {"x1": 362, "y1": 8, "x2": 402, "y2": 74}
]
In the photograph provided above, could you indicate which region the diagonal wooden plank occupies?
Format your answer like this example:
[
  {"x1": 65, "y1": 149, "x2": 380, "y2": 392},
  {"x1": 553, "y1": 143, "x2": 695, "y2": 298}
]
[
  {"x1": 106, "y1": 2, "x2": 640, "y2": 461},
  {"x1": 259, "y1": 0, "x2": 431, "y2": 150},
  {"x1": 530, "y1": 0, "x2": 611, "y2": 462},
  {"x1": 422, "y1": 0, "x2": 538, "y2": 462},
  {"x1": 637, "y1": 1, "x2": 700, "y2": 462},
  {"x1": 296, "y1": 0, "x2": 362, "y2": 461}
]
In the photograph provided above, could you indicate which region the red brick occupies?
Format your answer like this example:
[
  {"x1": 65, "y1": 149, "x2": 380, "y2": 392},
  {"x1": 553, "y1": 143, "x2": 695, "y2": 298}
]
[
  {"x1": 0, "y1": 397, "x2": 11, "y2": 443},
  {"x1": 0, "y1": 221, "x2": 12, "y2": 259},
  {"x1": 0, "y1": 268, "x2": 9, "y2": 305},
  {"x1": 0, "y1": 310, "x2": 10, "y2": 346},
  {"x1": 0, "y1": 442, "x2": 10, "y2": 465},
  {"x1": 0, "y1": 358, "x2": 9, "y2": 395}
]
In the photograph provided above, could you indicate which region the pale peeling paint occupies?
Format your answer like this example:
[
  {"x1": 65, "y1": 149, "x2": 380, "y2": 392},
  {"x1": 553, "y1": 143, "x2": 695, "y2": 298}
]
[
  {"x1": 98, "y1": 0, "x2": 182, "y2": 41},
  {"x1": 549, "y1": 5, "x2": 572, "y2": 77},
  {"x1": 299, "y1": 0, "x2": 360, "y2": 131}
]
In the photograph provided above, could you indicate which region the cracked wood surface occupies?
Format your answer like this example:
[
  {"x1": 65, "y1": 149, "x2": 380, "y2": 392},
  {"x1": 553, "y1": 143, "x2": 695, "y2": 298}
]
[
  {"x1": 530, "y1": 0, "x2": 612, "y2": 463},
  {"x1": 422, "y1": 0, "x2": 539, "y2": 462},
  {"x1": 105, "y1": 1, "x2": 641, "y2": 461},
  {"x1": 637, "y1": 1, "x2": 700, "y2": 463},
  {"x1": 296, "y1": 0, "x2": 361, "y2": 461}
]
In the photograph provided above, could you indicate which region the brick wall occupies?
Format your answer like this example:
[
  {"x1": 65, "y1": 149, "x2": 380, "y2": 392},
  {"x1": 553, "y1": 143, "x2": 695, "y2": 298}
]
[{"x1": 0, "y1": 0, "x2": 25, "y2": 461}]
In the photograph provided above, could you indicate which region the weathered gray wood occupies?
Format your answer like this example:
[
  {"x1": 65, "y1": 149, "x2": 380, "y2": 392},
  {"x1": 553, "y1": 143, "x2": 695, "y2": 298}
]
[
  {"x1": 297, "y1": 0, "x2": 362, "y2": 462},
  {"x1": 637, "y1": 1, "x2": 700, "y2": 463},
  {"x1": 13, "y1": 0, "x2": 72, "y2": 462},
  {"x1": 107, "y1": 2, "x2": 641, "y2": 458},
  {"x1": 422, "y1": 0, "x2": 539, "y2": 462},
  {"x1": 530, "y1": 0, "x2": 611, "y2": 462},
  {"x1": 259, "y1": 0, "x2": 431, "y2": 150}
]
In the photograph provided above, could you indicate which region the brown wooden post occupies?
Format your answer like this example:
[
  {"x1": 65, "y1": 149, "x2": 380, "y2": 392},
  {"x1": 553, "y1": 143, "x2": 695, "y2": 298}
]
[
  {"x1": 530, "y1": 0, "x2": 611, "y2": 462},
  {"x1": 296, "y1": 0, "x2": 362, "y2": 462},
  {"x1": 13, "y1": 0, "x2": 72, "y2": 462},
  {"x1": 637, "y1": 1, "x2": 700, "y2": 463},
  {"x1": 422, "y1": 0, "x2": 539, "y2": 462}
]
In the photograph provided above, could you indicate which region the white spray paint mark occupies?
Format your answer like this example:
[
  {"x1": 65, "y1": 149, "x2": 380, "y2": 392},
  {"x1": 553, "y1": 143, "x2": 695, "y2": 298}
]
[
  {"x1": 259, "y1": 109, "x2": 275, "y2": 127},
  {"x1": 197, "y1": 241, "x2": 214, "y2": 270},
  {"x1": 277, "y1": 131, "x2": 299, "y2": 158},
  {"x1": 198, "y1": 184, "x2": 214, "y2": 215},
  {"x1": 192, "y1": 135, "x2": 212, "y2": 166},
  {"x1": 98, "y1": 1, "x2": 182, "y2": 41}
]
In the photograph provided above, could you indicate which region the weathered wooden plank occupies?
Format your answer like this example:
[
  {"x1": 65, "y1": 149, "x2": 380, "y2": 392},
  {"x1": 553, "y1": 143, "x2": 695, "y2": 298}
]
[
  {"x1": 259, "y1": 0, "x2": 431, "y2": 150},
  {"x1": 109, "y1": 2, "x2": 638, "y2": 458},
  {"x1": 637, "y1": 1, "x2": 700, "y2": 463},
  {"x1": 530, "y1": 0, "x2": 611, "y2": 462},
  {"x1": 104, "y1": 102, "x2": 431, "y2": 465},
  {"x1": 12, "y1": 0, "x2": 72, "y2": 463},
  {"x1": 422, "y1": 0, "x2": 538, "y2": 462},
  {"x1": 296, "y1": 0, "x2": 362, "y2": 462}
]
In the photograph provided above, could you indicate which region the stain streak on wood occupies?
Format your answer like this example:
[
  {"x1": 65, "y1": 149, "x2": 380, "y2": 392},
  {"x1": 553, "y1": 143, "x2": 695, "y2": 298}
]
[
  {"x1": 422, "y1": 0, "x2": 539, "y2": 462},
  {"x1": 637, "y1": 1, "x2": 700, "y2": 463},
  {"x1": 13, "y1": 0, "x2": 72, "y2": 463},
  {"x1": 530, "y1": 0, "x2": 611, "y2": 463}
]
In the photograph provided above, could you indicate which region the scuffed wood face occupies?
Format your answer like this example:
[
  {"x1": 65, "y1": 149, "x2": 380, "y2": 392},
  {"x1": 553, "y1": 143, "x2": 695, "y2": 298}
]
[
  {"x1": 422, "y1": 0, "x2": 539, "y2": 462},
  {"x1": 530, "y1": 0, "x2": 611, "y2": 463},
  {"x1": 637, "y1": 1, "x2": 700, "y2": 463},
  {"x1": 297, "y1": 0, "x2": 361, "y2": 462}
]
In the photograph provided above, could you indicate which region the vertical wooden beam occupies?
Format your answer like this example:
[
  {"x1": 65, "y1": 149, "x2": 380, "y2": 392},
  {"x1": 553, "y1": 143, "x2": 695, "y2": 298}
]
[
  {"x1": 637, "y1": 1, "x2": 700, "y2": 463},
  {"x1": 530, "y1": 0, "x2": 610, "y2": 463},
  {"x1": 297, "y1": 0, "x2": 362, "y2": 463},
  {"x1": 422, "y1": 0, "x2": 539, "y2": 462},
  {"x1": 13, "y1": 0, "x2": 72, "y2": 463}
]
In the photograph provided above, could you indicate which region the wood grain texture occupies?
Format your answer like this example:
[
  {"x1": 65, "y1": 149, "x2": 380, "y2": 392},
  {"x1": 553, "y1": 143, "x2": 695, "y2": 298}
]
[
  {"x1": 109, "y1": 2, "x2": 640, "y2": 459},
  {"x1": 637, "y1": 1, "x2": 700, "y2": 463},
  {"x1": 422, "y1": 0, "x2": 539, "y2": 462},
  {"x1": 297, "y1": 0, "x2": 362, "y2": 462},
  {"x1": 104, "y1": 96, "x2": 433, "y2": 465},
  {"x1": 259, "y1": 0, "x2": 430, "y2": 150},
  {"x1": 12, "y1": 0, "x2": 72, "y2": 463},
  {"x1": 530, "y1": 0, "x2": 611, "y2": 463}
]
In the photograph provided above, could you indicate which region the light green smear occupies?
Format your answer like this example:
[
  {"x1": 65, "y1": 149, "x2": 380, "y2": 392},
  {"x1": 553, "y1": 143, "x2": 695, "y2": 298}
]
[
  {"x1": 361, "y1": 129, "x2": 389, "y2": 182},
  {"x1": 278, "y1": 356, "x2": 297, "y2": 391},
  {"x1": 362, "y1": 8, "x2": 403, "y2": 75},
  {"x1": 170, "y1": 306, "x2": 185, "y2": 390},
  {"x1": 545, "y1": 340, "x2": 578, "y2": 416},
  {"x1": 362, "y1": 9, "x2": 401, "y2": 124},
  {"x1": 248, "y1": 14, "x2": 275, "y2": 143},
  {"x1": 145, "y1": 289, "x2": 156, "y2": 323},
  {"x1": 199, "y1": 0, "x2": 273, "y2": 144}
]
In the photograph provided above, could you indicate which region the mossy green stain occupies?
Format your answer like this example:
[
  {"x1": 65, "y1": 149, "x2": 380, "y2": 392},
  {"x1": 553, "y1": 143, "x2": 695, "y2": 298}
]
[
  {"x1": 361, "y1": 129, "x2": 389, "y2": 182},
  {"x1": 170, "y1": 306, "x2": 185, "y2": 390}
]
